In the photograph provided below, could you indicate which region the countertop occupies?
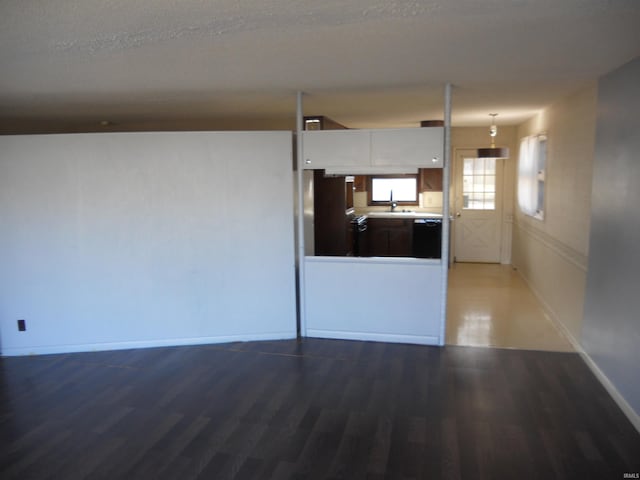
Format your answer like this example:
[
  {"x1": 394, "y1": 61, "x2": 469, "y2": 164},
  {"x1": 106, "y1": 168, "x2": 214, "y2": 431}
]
[{"x1": 364, "y1": 211, "x2": 443, "y2": 220}]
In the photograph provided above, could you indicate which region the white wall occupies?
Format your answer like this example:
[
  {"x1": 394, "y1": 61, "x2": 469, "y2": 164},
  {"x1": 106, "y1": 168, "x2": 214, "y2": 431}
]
[
  {"x1": 0, "y1": 131, "x2": 297, "y2": 355},
  {"x1": 304, "y1": 257, "x2": 443, "y2": 345},
  {"x1": 512, "y1": 85, "x2": 597, "y2": 339},
  {"x1": 582, "y1": 58, "x2": 640, "y2": 422}
]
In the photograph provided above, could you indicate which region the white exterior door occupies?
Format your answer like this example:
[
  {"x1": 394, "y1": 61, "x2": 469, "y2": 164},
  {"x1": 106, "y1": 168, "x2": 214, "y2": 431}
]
[{"x1": 453, "y1": 150, "x2": 503, "y2": 263}]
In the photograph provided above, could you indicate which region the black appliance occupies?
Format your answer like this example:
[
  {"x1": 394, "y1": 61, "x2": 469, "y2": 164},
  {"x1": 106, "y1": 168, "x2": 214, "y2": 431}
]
[
  {"x1": 412, "y1": 218, "x2": 442, "y2": 258},
  {"x1": 351, "y1": 215, "x2": 368, "y2": 256}
]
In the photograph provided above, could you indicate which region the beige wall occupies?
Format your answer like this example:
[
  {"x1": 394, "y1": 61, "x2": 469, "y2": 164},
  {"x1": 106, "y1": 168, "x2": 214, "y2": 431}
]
[
  {"x1": 512, "y1": 83, "x2": 598, "y2": 340},
  {"x1": 517, "y1": 86, "x2": 597, "y2": 255}
]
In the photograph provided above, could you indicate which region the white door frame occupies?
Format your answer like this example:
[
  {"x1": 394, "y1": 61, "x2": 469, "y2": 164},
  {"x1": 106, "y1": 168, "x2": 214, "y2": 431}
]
[{"x1": 451, "y1": 148, "x2": 512, "y2": 263}]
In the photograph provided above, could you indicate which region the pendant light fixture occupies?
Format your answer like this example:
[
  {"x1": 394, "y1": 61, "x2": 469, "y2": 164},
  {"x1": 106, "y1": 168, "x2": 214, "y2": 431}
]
[{"x1": 477, "y1": 113, "x2": 509, "y2": 159}]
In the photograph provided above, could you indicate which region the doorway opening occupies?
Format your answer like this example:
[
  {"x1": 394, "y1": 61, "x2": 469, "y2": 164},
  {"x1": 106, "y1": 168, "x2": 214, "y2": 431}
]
[
  {"x1": 446, "y1": 263, "x2": 574, "y2": 351},
  {"x1": 452, "y1": 149, "x2": 504, "y2": 263}
]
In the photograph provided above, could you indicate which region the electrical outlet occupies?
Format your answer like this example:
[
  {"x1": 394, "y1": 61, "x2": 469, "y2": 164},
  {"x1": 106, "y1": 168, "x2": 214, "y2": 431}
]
[{"x1": 17, "y1": 319, "x2": 26, "y2": 331}]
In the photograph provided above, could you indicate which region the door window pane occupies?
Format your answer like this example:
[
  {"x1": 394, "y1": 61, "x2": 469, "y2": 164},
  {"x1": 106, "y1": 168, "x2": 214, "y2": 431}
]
[
  {"x1": 463, "y1": 158, "x2": 474, "y2": 175},
  {"x1": 462, "y1": 157, "x2": 496, "y2": 210},
  {"x1": 485, "y1": 158, "x2": 496, "y2": 174}
]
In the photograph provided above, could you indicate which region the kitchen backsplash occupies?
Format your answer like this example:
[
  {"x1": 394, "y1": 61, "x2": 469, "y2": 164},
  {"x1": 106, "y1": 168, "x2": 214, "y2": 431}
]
[{"x1": 353, "y1": 191, "x2": 443, "y2": 214}]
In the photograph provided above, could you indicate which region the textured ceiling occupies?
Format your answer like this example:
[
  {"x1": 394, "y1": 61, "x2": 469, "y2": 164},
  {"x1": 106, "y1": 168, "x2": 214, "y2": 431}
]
[{"x1": 1, "y1": 0, "x2": 639, "y2": 131}]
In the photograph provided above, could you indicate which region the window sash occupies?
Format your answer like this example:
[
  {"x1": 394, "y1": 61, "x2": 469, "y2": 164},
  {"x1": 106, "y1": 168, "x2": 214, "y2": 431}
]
[
  {"x1": 368, "y1": 175, "x2": 419, "y2": 205},
  {"x1": 518, "y1": 134, "x2": 546, "y2": 219}
]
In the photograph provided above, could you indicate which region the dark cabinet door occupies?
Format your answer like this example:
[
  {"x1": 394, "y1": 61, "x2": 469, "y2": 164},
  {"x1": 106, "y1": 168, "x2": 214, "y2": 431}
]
[
  {"x1": 314, "y1": 171, "x2": 352, "y2": 256},
  {"x1": 388, "y1": 223, "x2": 413, "y2": 256},
  {"x1": 346, "y1": 180, "x2": 354, "y2": 209},
  {"x1": 367, "y1": 218, "x2": 412, "y2": 256},
  {"x1": 354, "y1": 175, "x2": 367, "y2": 192},
  {"x1": 419, "y1": 168, "x2": 443, "y2": 192},
  {"x1": 367, "y1": 222, "x2": 389, "y2": 256}
]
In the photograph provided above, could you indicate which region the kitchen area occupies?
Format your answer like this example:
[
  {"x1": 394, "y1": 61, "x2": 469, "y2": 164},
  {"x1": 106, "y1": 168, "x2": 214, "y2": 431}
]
[
  {"x1": 299, "y1": 114, "x2": 449, "y2": 346},
  {"x1": 308, "y1": 168, "x2": 444, "y2": 259}
]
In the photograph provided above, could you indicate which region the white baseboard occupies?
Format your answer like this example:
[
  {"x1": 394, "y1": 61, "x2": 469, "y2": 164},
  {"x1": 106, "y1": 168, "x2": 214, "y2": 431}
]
[
  {"x1": 515, "y1": 269, "x2": 640, "y2": 434},
  {"x1": 546, "y1": 311, "x2": 640, "y2": 433},
  {"x1": 0, "y1": 331, "x2": 297, "y2": 357},
  {"x1": 306, "y1": 329, "x2": 440, "y2": 346},
  {"x1": 577, "y1": 347, "x2": 640, "y2": 433}
]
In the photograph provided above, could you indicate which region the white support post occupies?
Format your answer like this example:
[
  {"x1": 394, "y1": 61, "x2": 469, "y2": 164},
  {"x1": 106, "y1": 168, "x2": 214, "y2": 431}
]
[
  {"x1": 295, "y1": 91, "x2": 307, "y2": 337},
  {"x1": 439, "y1": 82, "x2": 452, "y2": 346}
]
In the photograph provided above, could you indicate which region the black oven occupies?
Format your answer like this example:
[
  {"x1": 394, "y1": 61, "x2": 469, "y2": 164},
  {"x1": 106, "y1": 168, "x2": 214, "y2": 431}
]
[{"x1": 351, "y1": 215, "x2": 368, "y2": 256}]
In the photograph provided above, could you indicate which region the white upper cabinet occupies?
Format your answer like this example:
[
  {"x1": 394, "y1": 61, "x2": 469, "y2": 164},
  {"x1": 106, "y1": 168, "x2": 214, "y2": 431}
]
[
  {"x1": 302, "y1": 130, "x2": 370, "y2": 169},
  {"x1": 371, "y1": 128, "x2": 443, "y2": 167},
  {"x1": 302, "y1": 127, "x2": 444, "y2": 170}
]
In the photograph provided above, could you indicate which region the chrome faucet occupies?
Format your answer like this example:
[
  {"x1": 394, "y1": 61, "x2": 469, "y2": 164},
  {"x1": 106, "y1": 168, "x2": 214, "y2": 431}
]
[{"x1": 390, "y1": 190, "x2": 397, "y2": 212}]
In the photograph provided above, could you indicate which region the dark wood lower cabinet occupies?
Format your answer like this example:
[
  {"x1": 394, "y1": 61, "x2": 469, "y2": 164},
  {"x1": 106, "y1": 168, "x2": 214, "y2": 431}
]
[{"x1": 367, "y1": 218, "x2": 413, "y2": 256}]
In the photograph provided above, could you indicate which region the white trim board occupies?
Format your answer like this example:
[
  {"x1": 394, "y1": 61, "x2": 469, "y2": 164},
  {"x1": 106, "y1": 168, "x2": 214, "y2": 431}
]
[
  {"x1": 306, "y1": 329, "x2": 440, "y2": 346},
  {"x1": 513, "y1": 220, "x2": 588, "y2": 271},
  {"x1": 516, "y1": 266, "x2": 640, "y2": 434},
  {"x1": 551, "y1": 310, "x2": 640, "y2": 434},
  {"x1": 578, "y1": 347, "x2": 640, "y2": 434},
  {"x1": 1, "y1": 332, "x2": 297, "y2": 357}
]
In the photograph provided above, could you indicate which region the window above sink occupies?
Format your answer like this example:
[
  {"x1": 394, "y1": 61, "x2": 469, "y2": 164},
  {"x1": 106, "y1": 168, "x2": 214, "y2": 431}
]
[{"x1": 367, "y1": 174, "x2": 419, "y2": 206}]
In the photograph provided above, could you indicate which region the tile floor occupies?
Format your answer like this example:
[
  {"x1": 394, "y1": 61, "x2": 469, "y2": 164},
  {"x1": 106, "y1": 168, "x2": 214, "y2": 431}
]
[{"x1": 446, "y1": 262, "x2": 574, "y2": 352}]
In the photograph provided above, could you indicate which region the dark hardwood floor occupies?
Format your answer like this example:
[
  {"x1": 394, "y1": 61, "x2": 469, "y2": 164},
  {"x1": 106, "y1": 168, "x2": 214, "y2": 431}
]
[{"x1": 1, "y1": 339, "x2": 639, "y2": 479}]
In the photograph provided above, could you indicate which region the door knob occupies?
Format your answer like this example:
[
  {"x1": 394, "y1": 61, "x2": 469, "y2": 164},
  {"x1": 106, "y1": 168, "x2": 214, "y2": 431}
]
[{"x1": 456, "y1": 212, "x2": 462, "y2": 217}]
